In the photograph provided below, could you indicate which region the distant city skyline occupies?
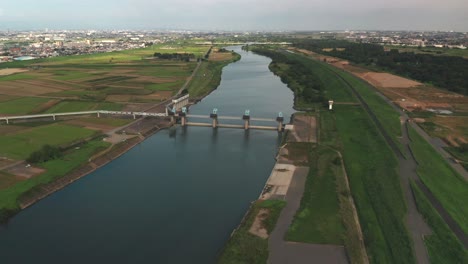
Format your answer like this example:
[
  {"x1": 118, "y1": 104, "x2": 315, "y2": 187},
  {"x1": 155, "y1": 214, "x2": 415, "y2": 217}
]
[{"x1": 0, "y1": 0, "x2": 467, "y2": 32}]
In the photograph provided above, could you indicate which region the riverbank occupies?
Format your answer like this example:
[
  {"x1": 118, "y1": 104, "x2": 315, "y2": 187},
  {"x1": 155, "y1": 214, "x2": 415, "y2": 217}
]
[{"x1": 0, "y1": 51, "x2": 241, "y2": 224}]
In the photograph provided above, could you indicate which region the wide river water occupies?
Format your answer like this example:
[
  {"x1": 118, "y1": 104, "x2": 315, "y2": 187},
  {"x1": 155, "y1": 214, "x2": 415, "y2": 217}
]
[{"x1": 0, "y1": 46, "x2": 294, "y2": 263}]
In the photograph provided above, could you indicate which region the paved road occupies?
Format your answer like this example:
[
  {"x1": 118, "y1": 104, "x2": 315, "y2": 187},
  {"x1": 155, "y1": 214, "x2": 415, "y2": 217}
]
[{"x1": 268, "y1": 166, "x2": 348, "y2": 264}]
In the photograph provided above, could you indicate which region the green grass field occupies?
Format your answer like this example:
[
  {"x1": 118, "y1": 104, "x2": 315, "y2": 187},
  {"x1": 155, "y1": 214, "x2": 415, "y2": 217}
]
[
  {"x1": 218, "y1": 200, "x2": 286, "y2": 264},
  {"x1": 408, "y1": 126, "x2": 468, "y2": 233},
  {"x1": 0, "y1": 139, "x2": 110, "y2": 211},
  {"x1": 287, "y1": 146, "x2": 344, "y2": 244},
  {"x1": 334, "y1": 105, "x2": 414, "y2": 264},
  {"x1": 411, "y1": 182, "x2": 468, "y2": 263},
  {"x1": 327, "y1": 66, "x2": 402, "y2": 140},
  {"x1": 0, "y1": 123, "x2": 98, "y2": 160},
  {"x1": 318, "y1": 110, "x2": 369, "y2": 264},
  {"x1": 45, "y1": 101, "x2": 122, "y2": 113},
  {"x1": 0, "y1": 97, "x2": 50, "y2": 115},
  {"x1": 259, "y1": 48, "x2": 413, "y2": 263}
]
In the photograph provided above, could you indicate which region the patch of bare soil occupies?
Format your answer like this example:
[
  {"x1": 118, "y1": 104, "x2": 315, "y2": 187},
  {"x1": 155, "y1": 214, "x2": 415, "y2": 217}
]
[
  {"x1": 209, "y1": 50, "x2": 233, "y2": 61},
  {"x1": 122, "y1": 103, "x2": 155, "y2": 112},
  {"x1": 287, "y1": 115, "x2": 317, "y2": 143},
  {"x1": 104, "y1": 134, "x2": 137, "y2": 144},
  {"x1": 0, "y1": 68, "x2": 28, "y2": 76},
  {"x1": 106, "y1": 95, "x2": 135, "y2": 102},
  {"x1": 0, "y1": 125, "x2": 29, "y2": 135},
  {"x1": 6, "y1": 162, "x2": 45, "y2": 179},
  {"x1": 30, "y1": 99, "x2": 61, "y2": 114},
  {"x1": 0, "y1": 158, "x2": 17, "y2": 169},
  {"x1": 64, "y1": 119, "x2": 115, "y2": 132},
  {"x1": 0, "y1": 81, "x2": 61, "y2": 95},
  {"x1": 249, "y1": 208, "x2": 270, "y2": 238},
  {"x1": 359, "y1": 72, "x2": 422, "y2": 88},
  {"x1": 432, "y1": 115, "x2": 468, "y2": 146}
]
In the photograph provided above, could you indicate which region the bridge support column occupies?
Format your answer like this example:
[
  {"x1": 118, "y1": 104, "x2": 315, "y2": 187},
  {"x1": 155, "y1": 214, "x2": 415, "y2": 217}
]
[
  {"x1": 6, "y1": 119, "x2": 8, "y2": 125},
  {"x1": 97, "y1": 112, "x2": 100, "y2": 118},
  {"x1": 179, "y1": 110, "x2": 187, "y2": 127},
  {"x1": 276, "y1": 115, "x2": 284, "y2": 132},
  {"x1": 243, "y1": 116, "x2": 250, "y2": 130},
  {"x1": 210, "y1": 112, "x2": 218, "y2": 128},
  {"x1": 53, "y1": 115, "x2": 56, "y2": 121},
  {"x1": 133, "y1": 114, "x2": 136, "y2": 119}
]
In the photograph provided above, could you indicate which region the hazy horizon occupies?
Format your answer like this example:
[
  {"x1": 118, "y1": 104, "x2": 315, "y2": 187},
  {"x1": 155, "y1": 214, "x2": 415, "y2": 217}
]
[{"x1": 0, "y1": 0, "x2": 467, "y2": 32}]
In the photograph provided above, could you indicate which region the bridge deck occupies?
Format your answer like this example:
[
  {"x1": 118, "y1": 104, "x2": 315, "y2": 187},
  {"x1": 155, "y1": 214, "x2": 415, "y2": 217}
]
[
  {"x1": 186, "y1": 122, "x2": 277, "y2": 131},
  {"x1": 187, "y1": 114, "x2": 276, "y2": 122}
]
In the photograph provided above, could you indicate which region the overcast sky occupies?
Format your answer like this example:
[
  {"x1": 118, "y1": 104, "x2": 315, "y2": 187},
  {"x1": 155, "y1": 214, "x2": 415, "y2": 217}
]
[{"x1": 0, "y1": 0, "x2": 467, "y2": 31}]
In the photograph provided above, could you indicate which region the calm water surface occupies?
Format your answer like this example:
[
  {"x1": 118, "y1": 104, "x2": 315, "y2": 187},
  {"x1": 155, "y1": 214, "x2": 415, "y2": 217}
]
[{"x1": 0, "y1": 46, "x2": 294, "y2": 263}]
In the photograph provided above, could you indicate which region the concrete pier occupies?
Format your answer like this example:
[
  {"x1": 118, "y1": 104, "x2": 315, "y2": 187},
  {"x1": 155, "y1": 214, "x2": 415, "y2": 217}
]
[
  {"x1": 276, "y1": 113, "x2": 284, "y2": 132},
  {"x1": 210, "y1": 110, "x2": 218, "y2": 128},
  {"x1": 243, "y1": 110, "x2": 251, "y2": 130}
]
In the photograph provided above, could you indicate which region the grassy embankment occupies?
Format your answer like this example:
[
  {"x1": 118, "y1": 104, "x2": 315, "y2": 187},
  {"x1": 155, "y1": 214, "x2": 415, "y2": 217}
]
[
  {"x1": 307, "y1": 49, "x2": 468, "y2": 262},
  {"x1": 408, "y1": 126, "x2": 468, "y2": 233},
  {"x1": 187, "y1": 51, "x2": 241, "y2": 98},
  {"x1": 256, "y1": 47, "x2": 414, "y2": 263},
  {"x1": 0, "y1": 138, "x2": 110, "y2": 222},
  {"x1": 0, "y1": 123, "x2": 98, "y2": 160},
  {"x1": 411, "y1": 182, "x2": 468, "y2": 263},
  {"x1": 218, "y1": 200, "x2": 286, "y2": 264},
  {"x1": 286, "y1": 141, "x2": 344, "y2": 245}
]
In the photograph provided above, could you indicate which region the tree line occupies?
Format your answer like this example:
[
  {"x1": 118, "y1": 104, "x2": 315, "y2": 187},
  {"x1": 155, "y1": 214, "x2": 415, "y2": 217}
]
[
  {"x1": 252, "y1": 47, "x2": 325, "y2": 104},
  {"x1": 294, "y1": 40, "x2": 468, "y2": 95},
  {"x1": 153, "y1": 52, "x2": 196, "y2": 62}
]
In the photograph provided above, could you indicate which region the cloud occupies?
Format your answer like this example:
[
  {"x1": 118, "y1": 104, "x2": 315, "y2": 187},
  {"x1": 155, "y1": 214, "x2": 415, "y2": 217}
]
[{"x1": 0, "y1": 9, "x2": 4, "y2": 16}]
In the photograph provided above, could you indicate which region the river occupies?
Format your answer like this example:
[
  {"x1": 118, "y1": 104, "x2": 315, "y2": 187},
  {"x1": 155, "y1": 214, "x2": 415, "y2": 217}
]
[{"x1": 0, "y1": 46, "x2": 294, "y2": 263}]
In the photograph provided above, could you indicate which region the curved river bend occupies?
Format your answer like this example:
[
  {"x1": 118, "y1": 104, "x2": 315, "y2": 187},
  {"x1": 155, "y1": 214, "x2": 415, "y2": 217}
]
[{"x1": 0, "y1": 46, "x2": 294, "y2": 263}]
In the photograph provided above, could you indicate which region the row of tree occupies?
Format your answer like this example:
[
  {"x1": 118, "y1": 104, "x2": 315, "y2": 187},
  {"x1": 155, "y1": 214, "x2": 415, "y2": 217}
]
[
  {"x1": 27, "y1": 144, "x2": 63, "y2": 163},
  {"x1": 252, "y1": 47, "x2": 325, "y2": 103},
  {"x1": 153, "y1": 52, "x2": 196, "y2": 62},
  {"x1": 294, "y1": 40, "x2": 468, "y2": 95}
]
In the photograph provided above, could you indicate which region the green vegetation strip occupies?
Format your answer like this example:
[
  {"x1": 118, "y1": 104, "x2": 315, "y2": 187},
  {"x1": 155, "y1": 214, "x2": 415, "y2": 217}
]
[
  {"x1": 187, "y1": 53, "x2": 240, "y2": 98},
  {"x1": 218, "y1": 200, "x2": 286, "y2": 264},
  {"x1": 319, "y1": 111, "x2": 369, "y2": 264},
  {"x1": 0, "y1": 123, "x2": 97, "y2": 160},
  {"x1": 408, "y1": 126, "x2": 468, "y2": 233},
  {"x1": 411, "y1": 182, "x2": 468, "y2": 263},
  {"x1": 287, "y1": 145, "x2": 344, "y2": 245},
  {"x1": 0, "y1": 97, "x2": 50, "y2": 115},
  {"x1": 255, "y1": 47, "x2": 413, "y2": 263},
  {"x1": 334, "y1": 105, "x2": 413, "y2": 264},
  {"x1": 0, "y1": 139, "x2": 110, "y2": 216}
]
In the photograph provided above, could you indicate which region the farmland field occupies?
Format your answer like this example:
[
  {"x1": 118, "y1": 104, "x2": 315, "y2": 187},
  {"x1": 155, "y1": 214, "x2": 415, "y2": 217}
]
[
  {"x1": 0, "y1": 97, "x2": 51, "y2": 115},
  {"x1": 45, "y1": 101, "x2": 122, "y2": 113},
  {"x1": 0, "y1": 43, "x2": 211, "y2": 115}
]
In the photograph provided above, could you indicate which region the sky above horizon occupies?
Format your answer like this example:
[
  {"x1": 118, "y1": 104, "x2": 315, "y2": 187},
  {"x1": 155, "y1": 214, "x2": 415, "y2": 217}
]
[{"x1": 0, "y1": 0, "x2": 467, "y2": 31}]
